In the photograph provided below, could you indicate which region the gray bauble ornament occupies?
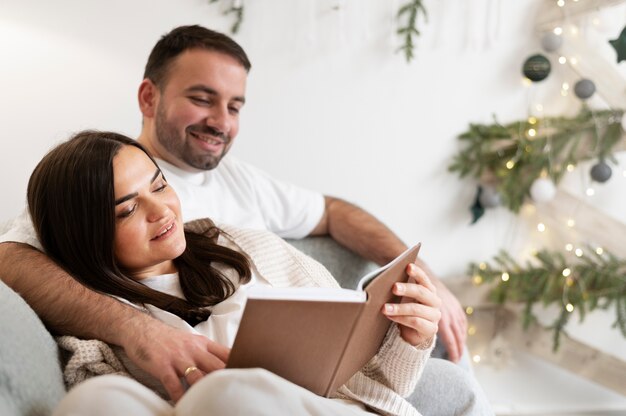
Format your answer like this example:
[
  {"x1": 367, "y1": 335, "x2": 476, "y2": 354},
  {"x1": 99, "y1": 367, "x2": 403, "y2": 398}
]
[
  {"x1": 541, "y1": 32, "x2": 563, "y2": 52},
  {"x1": 574, "y1": 79, "x2": 596, "y2": 100},
  {"x1": 478, "y1": 185, "x2": 501, "y2": 208},
  {"x1": 590, "y1": 160, "x2": 612, "y2": 183},
  {"x1": 522, "y1": 54, "x2": 551, "y2": 82}
]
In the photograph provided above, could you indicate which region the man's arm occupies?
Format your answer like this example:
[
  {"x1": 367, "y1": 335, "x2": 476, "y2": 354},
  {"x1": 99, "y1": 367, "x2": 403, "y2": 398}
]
[
  {"x1": 0, "y1": 242, "x2": 228, "y2": 402},
  {"x1": 309, "y1": 196, "x2": 468, "y2": 362}
]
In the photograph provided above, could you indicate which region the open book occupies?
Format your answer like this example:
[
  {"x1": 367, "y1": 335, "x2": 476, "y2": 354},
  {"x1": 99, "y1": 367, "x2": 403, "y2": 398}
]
[{"x1": 226, "y1": 243, "x2": 421, "y2": 397}]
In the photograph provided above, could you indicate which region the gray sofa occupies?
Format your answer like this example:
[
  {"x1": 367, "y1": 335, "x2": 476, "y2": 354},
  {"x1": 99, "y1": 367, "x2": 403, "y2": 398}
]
[{"x1": 0, "y1": 233, "x2": 377, "y2": 416}]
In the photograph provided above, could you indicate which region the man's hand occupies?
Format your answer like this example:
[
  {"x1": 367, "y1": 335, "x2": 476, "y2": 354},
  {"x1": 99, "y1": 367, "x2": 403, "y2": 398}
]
[
  {"x1": 432, "y1": 280, "x2": 467, "y2": 362},
  {"x1": 123, "y1": 317, "x2": 229, "y2": 402}
]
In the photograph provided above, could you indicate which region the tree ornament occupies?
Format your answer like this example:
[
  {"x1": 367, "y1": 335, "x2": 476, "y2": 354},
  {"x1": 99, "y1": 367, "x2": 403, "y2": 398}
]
[
  {"x1": 590, "y1": 160, "x2": 612, "y2": 183},
  {"x1": 541, "y1": 32, "x2": 563, "y2": 52},
  {"x1": 573, "y1": 79, "x2": 596, "y2": 100},
  {"x1": 479, "y1": 184, "x2": 501, "y2": 208},
  {"x1": 609, "y1": 25, "x2": 626, "y2": 63},
  {"x1": 522, "y1": 54, "x2": 551, "y2": 82},
  {"x1": 470, "y1": 186, "x2": 486, "y2": 224},
  {"x1": 529, "y1": 177, "x2": 556, "y2": 202}
]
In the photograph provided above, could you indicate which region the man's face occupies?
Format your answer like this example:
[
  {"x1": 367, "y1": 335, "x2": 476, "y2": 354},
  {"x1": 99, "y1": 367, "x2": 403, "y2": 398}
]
[{"x1": 152, "y1": 49, "x2": 247, "y2": 171}]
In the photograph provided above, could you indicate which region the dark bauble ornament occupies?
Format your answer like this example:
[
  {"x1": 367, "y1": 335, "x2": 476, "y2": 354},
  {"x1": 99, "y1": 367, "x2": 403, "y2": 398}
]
[
  {"x1": 478, "y1": 185, "x2": 501, "y2": 208},
  {"x1": 574, "y1": 79, "x2": 596, "y2": 100},
  {"x1": 522, "y1": 54, "x2": 551, "y2": 82},
  {"x1": 541, "y1": 32, "x2": 563, "y2": 52},
  {"x1": 590, "y1": 160, "x2": 612, "y2": 183}
]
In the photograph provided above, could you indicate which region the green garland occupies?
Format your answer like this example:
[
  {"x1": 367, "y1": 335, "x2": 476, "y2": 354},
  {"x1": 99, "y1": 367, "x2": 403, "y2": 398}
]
[
  {"x1": 469, "y1": 247, "x2": 626, "y2": 351},
  {"x1": 209, "y1": 0, "x2": 426, "y2": 62},
  {"x1": 210, "y1": 0, "x2": 244, "y2": 34},
  {"x1": 397, "y1": 0, "x2": 427, "y2": 62},
  {"x1": 449, "y1": 107, "x2": 625, "y2": 213}
]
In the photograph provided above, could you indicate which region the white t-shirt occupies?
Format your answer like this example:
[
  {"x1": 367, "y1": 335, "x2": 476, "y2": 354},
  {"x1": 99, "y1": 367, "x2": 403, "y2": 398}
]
[
  {"x1": 0, "y1": 155, "x2": 325, "y2": 249},
  {"x1": 140, "y1": 236, "x2": 270, "y2": 348}
]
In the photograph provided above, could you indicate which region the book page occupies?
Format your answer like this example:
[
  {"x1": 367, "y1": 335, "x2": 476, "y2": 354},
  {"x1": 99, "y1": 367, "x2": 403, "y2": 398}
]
[
  {"x1": 356, "y1": 243, "x2": 421, "y2": 291},
  {"x1": 247, "y1": 285, "x2": 366, "y2": 302}
]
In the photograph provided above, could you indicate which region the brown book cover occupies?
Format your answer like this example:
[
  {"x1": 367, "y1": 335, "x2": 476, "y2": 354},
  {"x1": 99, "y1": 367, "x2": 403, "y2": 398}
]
[{"x1": 226, "y1": 243, "x2": 421, "y2": 397}]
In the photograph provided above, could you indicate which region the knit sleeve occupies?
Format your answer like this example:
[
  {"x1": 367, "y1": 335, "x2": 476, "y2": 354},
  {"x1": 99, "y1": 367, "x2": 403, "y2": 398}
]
[{"x1": 334, "y1": 324, "x2": 434, "y2": 416}]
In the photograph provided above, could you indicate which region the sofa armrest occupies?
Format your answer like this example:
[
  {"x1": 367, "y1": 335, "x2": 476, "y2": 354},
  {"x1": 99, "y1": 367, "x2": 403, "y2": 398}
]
[{"x1": 285, "y1": 236, "x2": 378, "y2": 289}]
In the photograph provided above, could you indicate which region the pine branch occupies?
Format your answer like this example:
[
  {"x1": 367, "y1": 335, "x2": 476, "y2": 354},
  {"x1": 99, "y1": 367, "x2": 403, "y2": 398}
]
[
  {"x1": 469, "y1": 247, "x2": 626, "y2": 351},
  {"x1": 449, "y1": 108, "x2": 626, "y2": 212},
  {"x1": 397, "y1": 0, "x2": 428, "y2": 63}
]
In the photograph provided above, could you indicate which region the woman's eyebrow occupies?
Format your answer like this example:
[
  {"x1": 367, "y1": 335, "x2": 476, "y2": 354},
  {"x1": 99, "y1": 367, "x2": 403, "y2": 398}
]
[{"x1": 115, "y1": 169, "x2": 161, "y2": 205}]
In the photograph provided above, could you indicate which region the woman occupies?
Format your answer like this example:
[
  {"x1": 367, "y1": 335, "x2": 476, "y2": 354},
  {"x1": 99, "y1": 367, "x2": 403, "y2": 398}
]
[{"x1": 29, "y1": 131, "x2": 441, "y2": 416}]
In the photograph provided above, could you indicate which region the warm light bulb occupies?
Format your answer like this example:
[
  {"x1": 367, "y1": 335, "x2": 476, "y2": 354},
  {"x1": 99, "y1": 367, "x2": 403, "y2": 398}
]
[
  {"x1": 596, "y1": 247, "x2": 604, "y2": 255},
  {"x1": 528, "y1": 128, "x2": 537, "y2": 137},
  {"x1": 575, "y1": 248, "x2": 583, "y2": 257},
  {"x1": 566, "y1": 303, "x2": 574, "y2": 313},
  {"x1": 536, "y1": 104, "x2": 544, "y2": 112},
  {"x1": 468, "y1": 326, "x2": 477, "y2": 336},
  {"x1": 465, "y1": 306, "x2": 474, "y2": 315},
  {"x1": 479, "y1": 262, "x2": 487, "y2": 271},
  {"x1": 565, "y1": 243, "x2": 574, "y2": 251},
  {"x1": 562, "y1": 82, "x2": 570, "y2": 91},
  {"x1": 566, "y1": 164, "x2": 575, "y2": 172},
  {"x1": 472, "y1": 275, "x2": 483, "y2": 285},
  {"x1": 537, "y1": 223, "x2": 546, "y2": 232},
  {"x1": 566, "y1": 219, "x2": 575, "y2": 228},
  {"x1": 558, "y1": 56, "x2": 567, "y2": 64},
  {"x1": 506, "y1": 160, "x2": 515, "y2": 170},
  {"x1": 557, "y1": 0, "x2": 565, "y2": 7},
  {"x1": 553, "y1": 27, "x2": 563, "y2": 35},
  {"x1": 501, "y1": 272, "x2": 510, "y2": 282},
  {"x1": 473, "y1": 355, "x2": 481, "y2": 363},
  {"x1": 586, "y1": 188, "x2": 595, "y2": 196},
  {"x1": 570, "y1": 57, "x2": 578, "y2": 65},
  {"x1": 562, "y1": 268, "x2": 571, "y2": 277},
  {"x1": 528, "y1": 116, "x2": 537, "y2": 125}
]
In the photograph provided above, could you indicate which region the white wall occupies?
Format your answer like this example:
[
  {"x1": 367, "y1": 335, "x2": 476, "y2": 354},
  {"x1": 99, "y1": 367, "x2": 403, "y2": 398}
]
[
  {"x1": 0, "y1": 0, "x2": 548, "y2": 278},
  {"x1": 2, "y1": 0, "x2": 626, "y2": 412}
]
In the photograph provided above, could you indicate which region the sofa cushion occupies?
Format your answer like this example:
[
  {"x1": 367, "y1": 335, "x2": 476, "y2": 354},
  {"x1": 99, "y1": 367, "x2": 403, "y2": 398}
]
[
  {"x1": 286, "y1": 236, "x2": 377, "y2": 289},
  {"x1": 0, "y1": 280, "x2": 65, "y2": 416}
]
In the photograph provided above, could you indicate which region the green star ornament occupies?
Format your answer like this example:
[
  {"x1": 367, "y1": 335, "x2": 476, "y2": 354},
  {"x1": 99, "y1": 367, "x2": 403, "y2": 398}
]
[{"x1": 609, "y1": 25, "x2": 626, "y2": 63}]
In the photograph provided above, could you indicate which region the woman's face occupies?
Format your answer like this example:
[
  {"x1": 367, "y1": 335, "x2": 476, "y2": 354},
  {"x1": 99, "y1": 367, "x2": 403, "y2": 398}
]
[{"x1": 112, "y1": 145, "x2": 186, "y2": 279}]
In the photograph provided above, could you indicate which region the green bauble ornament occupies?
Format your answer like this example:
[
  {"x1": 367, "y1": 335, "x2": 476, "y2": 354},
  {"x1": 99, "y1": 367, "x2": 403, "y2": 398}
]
[{"x1": 522, "y1": 54, "x2": 551, "y2": 82}]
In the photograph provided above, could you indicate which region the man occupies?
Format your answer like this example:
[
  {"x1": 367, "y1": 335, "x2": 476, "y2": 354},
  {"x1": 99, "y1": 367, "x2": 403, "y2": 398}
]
[{"x1": 0, "y1": 25, "x2": 488, "y2": 414}]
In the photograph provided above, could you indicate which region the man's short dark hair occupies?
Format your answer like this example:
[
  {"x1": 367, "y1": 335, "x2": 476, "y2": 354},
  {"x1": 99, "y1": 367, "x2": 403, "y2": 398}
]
[{"x1": 144, "y1": 25, "x2": 251, "y2": 89}]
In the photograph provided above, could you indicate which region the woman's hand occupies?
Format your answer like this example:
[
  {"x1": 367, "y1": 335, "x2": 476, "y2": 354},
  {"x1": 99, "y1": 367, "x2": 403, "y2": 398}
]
[{"x1": 382, "y1": 263, "x2": 442, "y2": 348}]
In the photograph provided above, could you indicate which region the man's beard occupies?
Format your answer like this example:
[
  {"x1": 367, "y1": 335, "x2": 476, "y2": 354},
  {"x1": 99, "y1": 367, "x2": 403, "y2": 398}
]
[{"x1": 154, "y1": 105, "x2": 230, "y2": 171}]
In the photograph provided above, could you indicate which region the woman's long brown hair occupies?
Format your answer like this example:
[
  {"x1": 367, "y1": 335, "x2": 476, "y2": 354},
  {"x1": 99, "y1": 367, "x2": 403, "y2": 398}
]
[{"x1": 27, "y1": 130, "x2": 250, "y2": 326}]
